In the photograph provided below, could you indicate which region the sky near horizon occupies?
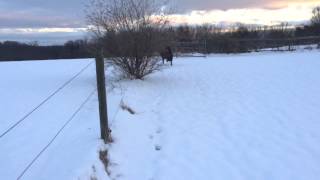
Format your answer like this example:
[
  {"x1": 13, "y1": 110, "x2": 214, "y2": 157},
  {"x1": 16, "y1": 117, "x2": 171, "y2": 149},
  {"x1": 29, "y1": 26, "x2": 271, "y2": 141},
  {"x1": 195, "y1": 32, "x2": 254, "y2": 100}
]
[{"x1": 0, "y1": 0, "x2": 319, "y2": 44}]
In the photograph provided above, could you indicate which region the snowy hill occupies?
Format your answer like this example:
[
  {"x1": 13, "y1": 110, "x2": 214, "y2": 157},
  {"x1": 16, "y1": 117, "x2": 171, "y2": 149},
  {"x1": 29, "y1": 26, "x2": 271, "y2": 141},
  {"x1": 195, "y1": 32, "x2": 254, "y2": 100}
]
[{"x1": 1, "y1": 50, "x2": 320, "y2": 180}]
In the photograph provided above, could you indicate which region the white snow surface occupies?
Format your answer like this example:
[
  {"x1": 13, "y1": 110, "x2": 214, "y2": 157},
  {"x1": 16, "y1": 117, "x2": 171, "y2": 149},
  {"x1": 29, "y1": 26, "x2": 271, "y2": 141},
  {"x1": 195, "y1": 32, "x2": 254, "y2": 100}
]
[
  {"x1": 0, "y1": 59, "x2": 109, "y2": 180},
  {"x1": 108, "y1": 51, "x2": 320, "y2": 180},
  {"x1": 1, "y1": 50, "x2": 320, "y2": 180}
]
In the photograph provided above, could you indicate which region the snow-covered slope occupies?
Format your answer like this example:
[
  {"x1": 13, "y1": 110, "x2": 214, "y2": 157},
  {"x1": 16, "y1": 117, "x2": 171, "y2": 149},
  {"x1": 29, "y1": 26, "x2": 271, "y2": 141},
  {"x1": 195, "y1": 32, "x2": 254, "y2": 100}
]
[
  {"x1": 1, "y1": 50, "x2": 320, "y2": 180},
  {"x1": 108, "y1": 51, "x2": 320, "y2": 180}
]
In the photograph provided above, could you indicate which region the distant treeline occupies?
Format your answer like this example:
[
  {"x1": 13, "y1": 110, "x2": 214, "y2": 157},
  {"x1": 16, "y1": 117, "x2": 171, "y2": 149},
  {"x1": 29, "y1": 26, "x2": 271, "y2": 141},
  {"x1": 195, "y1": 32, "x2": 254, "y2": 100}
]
[
  {"x1": 1, "y1": 22, "x2": 320, "y2": 61},
  {"x1": 165, "y1": 22, "x2": 320, "y2": 53},
  {"x1": 0, "y1": 40, "x2": 92, "y2": 61},
  {"x1": 167, "y1": 7, "x2": 320, "y2": 53}
]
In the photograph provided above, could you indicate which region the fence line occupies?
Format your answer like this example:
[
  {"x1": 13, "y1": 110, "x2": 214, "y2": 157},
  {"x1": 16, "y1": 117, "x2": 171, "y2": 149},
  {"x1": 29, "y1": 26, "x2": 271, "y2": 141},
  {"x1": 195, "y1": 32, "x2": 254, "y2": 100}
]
[
  {"x1": 17, "y1": 89, "x2": 97, "y2": 180},
  {"x1": 173, "y1": 36, "x2": 320, "y2": 54},
  {"x1": 0, "y1": 61, "x2": 94, "y2": 139}
]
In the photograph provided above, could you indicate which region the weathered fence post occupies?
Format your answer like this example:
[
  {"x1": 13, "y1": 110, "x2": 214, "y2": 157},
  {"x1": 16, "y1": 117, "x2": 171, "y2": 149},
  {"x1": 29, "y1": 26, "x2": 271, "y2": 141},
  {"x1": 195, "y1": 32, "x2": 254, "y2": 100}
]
[{"x1": 95, "y1": 52, "x2": 111, "y2": 143}]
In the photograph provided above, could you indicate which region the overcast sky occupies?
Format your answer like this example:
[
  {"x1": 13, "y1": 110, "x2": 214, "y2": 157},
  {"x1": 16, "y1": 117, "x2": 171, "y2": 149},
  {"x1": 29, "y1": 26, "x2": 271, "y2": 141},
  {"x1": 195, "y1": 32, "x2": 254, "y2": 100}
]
[{"x1": 0, "y1": 0, "x2": 319, "y2": 44}]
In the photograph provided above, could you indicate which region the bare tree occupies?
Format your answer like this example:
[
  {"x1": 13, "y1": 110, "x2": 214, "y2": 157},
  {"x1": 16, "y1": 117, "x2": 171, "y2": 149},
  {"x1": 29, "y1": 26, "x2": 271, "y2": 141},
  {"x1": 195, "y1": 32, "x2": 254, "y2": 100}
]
[
  {"x1": 86, "y1": 0, "x2": 171, "y2": 79},
  {"x1": 311, "y1": 6, "x2": 320, "y2": 26}
]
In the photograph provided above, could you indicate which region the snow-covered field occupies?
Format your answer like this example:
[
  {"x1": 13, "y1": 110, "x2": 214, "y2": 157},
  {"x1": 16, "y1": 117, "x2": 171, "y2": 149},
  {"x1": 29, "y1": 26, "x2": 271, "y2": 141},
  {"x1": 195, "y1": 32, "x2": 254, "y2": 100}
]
[
  {"x1": 0, "y1": 60, "x2": 108, "y2": 179},
  {"x1": 1, "y1": 50, "x2": 320, "y2": 180}
]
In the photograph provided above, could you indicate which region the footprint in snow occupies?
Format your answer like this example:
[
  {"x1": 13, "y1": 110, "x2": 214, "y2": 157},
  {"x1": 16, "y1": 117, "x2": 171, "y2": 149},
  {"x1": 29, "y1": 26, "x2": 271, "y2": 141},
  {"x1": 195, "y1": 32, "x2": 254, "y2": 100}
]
[
  {"x1": 155, "y1": 145, "x2": 162, "y2": 151},
  {"x1": 156, "y1": 128, "x2": 162, "y2": 134}
]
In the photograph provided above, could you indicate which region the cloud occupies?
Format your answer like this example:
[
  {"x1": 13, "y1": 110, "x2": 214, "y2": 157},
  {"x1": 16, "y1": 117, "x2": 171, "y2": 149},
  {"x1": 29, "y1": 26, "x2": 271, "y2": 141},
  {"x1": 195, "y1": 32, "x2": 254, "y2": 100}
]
[
  {"x1": 1, "y1": 0, "x2": 319, "y2": 28},
  {"x1": 169, "y1": 0, "x2": 319, "y2": 26},
  {"x1": 0, "y1": 0, "x2": 319, "y2": 44},
  {"x1": 169, "y1": 5, "x2": 313, "y2": 26},
  {"x1": 0, "y1": 0, "x2": 87, "y2": 28},
  {"x1": 0, "y1": 12, "x2": 84, "y2": 29},
  {"x1": 0, "y1": 0, "x2": 86, "y2": 12},
  {"x1": 175, "y1": 0, "x2": 267, "y2": 11},
  {"x1": 175, "y1": 0, "x2": 320, "y2": 12},
  {"x1": 0, "y1": 28, "x2": 87, "y2": 45}
]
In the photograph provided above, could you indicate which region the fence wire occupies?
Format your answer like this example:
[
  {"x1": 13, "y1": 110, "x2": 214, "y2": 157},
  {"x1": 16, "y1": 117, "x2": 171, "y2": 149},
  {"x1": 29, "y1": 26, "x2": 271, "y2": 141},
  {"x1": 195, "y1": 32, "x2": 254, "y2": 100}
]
[
  {"x1": 0, "y1": 61, "x2": 94, "y2": 138},
  {"x1": 17, "y1": 89, "x2": 97, "y2": 180}
]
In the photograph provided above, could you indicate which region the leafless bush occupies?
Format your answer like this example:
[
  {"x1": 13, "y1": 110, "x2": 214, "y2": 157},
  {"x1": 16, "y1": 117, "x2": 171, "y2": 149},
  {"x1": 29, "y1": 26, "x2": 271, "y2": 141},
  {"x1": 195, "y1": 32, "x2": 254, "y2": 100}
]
[{"x1": 86, "y1": 0, "x2": 172, "y2": 79}]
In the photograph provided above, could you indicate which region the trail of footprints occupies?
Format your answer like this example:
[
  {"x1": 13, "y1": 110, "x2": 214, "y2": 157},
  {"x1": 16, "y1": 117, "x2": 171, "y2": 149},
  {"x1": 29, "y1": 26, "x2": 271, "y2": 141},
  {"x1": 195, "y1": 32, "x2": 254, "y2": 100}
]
[
  {"x1": 154, "y1": 127, "x2": 163, "y2": 151},
  {"x1": 148, "y1": 125, "x2": 164, "y2": 180},
  {"x1": 148, "y1": 94, "x2": 166, "y2": 180}
]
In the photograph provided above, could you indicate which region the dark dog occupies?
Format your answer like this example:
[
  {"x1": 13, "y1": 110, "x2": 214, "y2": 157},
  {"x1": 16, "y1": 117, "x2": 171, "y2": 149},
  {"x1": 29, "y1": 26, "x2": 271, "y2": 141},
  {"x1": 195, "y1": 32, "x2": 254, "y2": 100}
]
[{"x1": 160, "y1": 46, "x2": 173, "y2": 66}]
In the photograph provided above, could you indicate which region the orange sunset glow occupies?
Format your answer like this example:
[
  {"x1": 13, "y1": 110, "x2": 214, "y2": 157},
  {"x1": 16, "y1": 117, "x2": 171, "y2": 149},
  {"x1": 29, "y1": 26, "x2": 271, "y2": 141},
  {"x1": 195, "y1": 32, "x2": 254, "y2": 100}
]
[{"x1": 169, "y1": 0, "x2": 320, "y2": 25}]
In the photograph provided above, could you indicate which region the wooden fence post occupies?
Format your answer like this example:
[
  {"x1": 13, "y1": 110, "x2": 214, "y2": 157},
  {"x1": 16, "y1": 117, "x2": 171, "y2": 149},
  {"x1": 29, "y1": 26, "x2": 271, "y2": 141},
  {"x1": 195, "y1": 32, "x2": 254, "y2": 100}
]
[{"x1": 95, "y1": 53, "x2": 111, "y2": 143}]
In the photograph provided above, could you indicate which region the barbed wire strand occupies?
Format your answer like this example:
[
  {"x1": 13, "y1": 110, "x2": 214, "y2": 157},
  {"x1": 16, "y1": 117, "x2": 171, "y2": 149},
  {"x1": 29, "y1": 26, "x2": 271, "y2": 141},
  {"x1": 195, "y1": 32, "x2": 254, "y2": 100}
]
[
  {"x1": 17, "y1": 89, "x2": 97, "y2": 180},
  {"x1": 0, "y1": 61, "x2": 94, "y2": 139}
]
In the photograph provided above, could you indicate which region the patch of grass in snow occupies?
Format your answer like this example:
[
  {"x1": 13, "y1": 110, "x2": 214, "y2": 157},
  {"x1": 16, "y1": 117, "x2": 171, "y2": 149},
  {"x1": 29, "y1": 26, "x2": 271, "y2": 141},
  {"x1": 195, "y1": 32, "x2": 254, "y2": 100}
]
[
  {"x1": 90, "y1": 166, "x2": 98, "y2": 180},
  {"x1": 120, "y1": 100, "x2": 135, "y2": 114},
  {"x1": 90, "y1": 176, "x2": 98, "y2": 180},
  {"x1": 99, "y1": 149, "x2": 111, "y2": 176}
]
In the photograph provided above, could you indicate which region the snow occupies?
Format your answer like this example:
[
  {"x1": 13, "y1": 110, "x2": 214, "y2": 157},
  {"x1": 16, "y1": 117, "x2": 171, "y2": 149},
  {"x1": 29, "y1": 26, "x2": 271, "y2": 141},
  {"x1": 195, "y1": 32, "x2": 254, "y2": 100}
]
[
  {"x1": 1, "y1": 50, "x2": 320, "y2": 180},
  {"x1": 0, "y1": 59, "x2": 109, "y2": 180},
  {"x1": 108, "y1": 50, "x2": 320, "y2": 180}
]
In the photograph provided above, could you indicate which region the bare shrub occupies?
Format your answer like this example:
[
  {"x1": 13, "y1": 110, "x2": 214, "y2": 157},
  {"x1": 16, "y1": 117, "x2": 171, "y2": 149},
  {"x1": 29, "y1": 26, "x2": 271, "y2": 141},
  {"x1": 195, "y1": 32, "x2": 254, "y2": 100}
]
[{"x1": 87, "y1": 0, "x2": 172, "y2": 79}]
